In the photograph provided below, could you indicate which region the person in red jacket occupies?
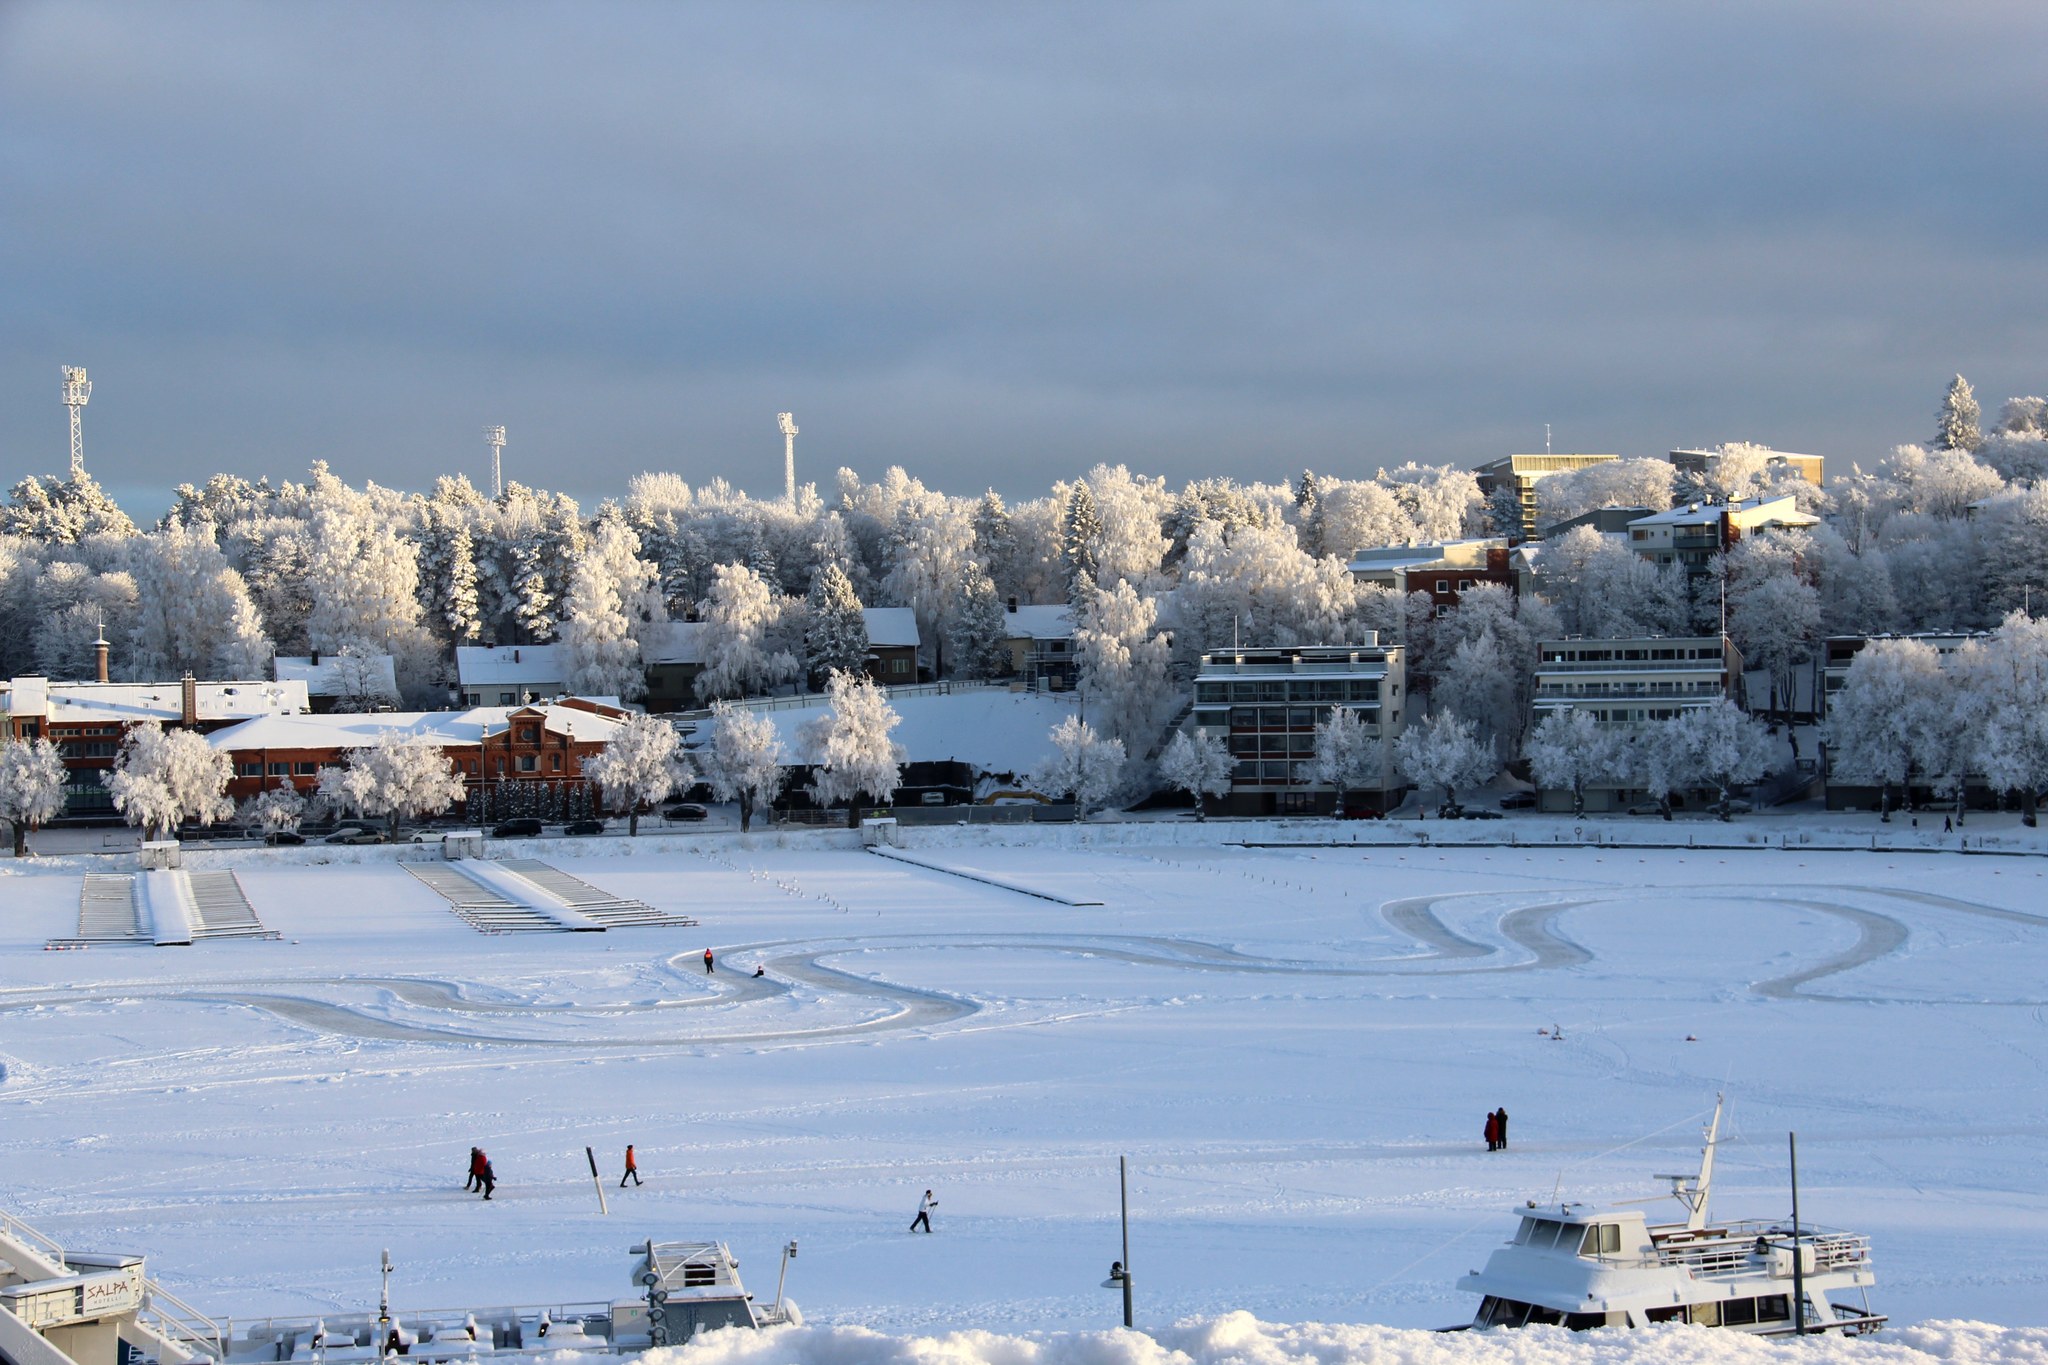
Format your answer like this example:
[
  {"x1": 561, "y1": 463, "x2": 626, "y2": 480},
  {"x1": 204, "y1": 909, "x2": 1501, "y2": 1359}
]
[
  {"x1": 703, "y1": 948, "x2": 715, "y2": 974},
  {"x1": 1483, "y1": 1111, "x2": 1499, "y2": 1151},
  {"x1": 466, "y1": 1147, "x2": 485, "y2": 1190},
  {"x1": 620, "y1": 1145, "x2": 641, "y2": 1188}
]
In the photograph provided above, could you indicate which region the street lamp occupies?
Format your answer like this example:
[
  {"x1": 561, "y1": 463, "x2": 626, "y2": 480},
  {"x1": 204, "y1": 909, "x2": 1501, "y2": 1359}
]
[{"x1": 1100, "y1": 1155, "x2": 1133, "y2": 1328}]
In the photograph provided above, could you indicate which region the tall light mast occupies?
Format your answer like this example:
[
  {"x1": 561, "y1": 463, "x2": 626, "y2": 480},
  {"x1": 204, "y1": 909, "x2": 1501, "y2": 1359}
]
[
  {"x1": 62, "y1": 366, "x2": 91, "y2": 479},
  {"x1": 484, "y1": 425, "x2": 506, "y2": 498},
  {"x1": 778, "y1": 412, "x2": 798, "y2": 502}
]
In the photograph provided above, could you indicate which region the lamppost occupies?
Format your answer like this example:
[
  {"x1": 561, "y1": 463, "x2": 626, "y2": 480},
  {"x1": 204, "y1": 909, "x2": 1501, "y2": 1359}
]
[{"x1": 1102, "y1": 1155, "x2": 1133, "y2": 1328}]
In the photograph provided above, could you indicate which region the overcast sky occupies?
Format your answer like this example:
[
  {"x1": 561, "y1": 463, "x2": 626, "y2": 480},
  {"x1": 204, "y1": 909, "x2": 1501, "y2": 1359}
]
[{"x1": 3, "y1": 1, "x2": 2045, "y2": 515}]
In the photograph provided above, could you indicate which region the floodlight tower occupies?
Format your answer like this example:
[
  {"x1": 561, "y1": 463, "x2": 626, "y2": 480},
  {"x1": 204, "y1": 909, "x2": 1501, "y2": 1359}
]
[
  {"x1": 61, "y1": 366, "x2": 91, "y2": 478},
  {"x1": 778, "y1": 412, "x2": 798, "y2": 503},
  {"x1": 484, "y1": 425, "x2": 506, "y2": 498}
]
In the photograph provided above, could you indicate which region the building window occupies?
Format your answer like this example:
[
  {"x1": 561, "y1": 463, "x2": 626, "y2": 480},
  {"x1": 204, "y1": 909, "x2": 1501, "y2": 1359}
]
[
  {"x1": 499, "y1": 692, "x2": 516, "y2": 705},
  {"x1": 519, "y1": 726, "x2": 539, "y2": 743},
  {"x1": 891, "y1": 658, "x2": 910, "y2": 674},
  {"x1": 237, "y1": 762, "x2": 263, "y2": 777},
  {"x1": 1436, "y1": 579, "x2": 1449, "y2": 593},
  {"x1": 518, "y1": 755, "x2": 537, "y2": 773},
  {"x1": 1458, "y1": 579, "x2": 1473, "y2": 591},
  {"x1": 550, "y1": 753, "x2": 562, "y2": 771},
  {"x1": 294, "y1": 762, "x2": 318, "y2": 776}
]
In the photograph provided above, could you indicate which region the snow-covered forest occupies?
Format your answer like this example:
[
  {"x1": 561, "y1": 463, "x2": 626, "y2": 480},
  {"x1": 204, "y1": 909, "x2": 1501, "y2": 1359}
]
[{"x1": 5, "y1": 375, "x2": 2045, "y2": 759}]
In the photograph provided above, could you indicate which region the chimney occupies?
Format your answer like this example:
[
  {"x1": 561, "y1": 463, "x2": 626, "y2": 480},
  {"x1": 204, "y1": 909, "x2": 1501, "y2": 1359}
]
[
  {"x1": 311, "y1": 648, "x2": 321, "y2": 666},
  {"x1": 180, "y1": 672, "x2": 197, "y2": 727},
  {"x1": 94, "y1": 627, "x2": 109, "y2": 684},
  {"x1": 513, "y1": 648, "x2": 521, "y2": 663},
  {"x1": 1007, "y1": 597, "x2": 1018, "y2": 614}
]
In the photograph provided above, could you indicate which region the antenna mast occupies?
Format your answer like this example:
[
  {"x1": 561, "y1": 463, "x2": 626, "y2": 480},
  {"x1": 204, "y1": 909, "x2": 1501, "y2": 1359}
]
[
  {"x1": 1544, "y1": 423, "x2": 1551, "y2": 457},
  {"x1": 62, "y1": 366, "x2": 91, "y2": 479},
  {"x1": 484, "y1": 425, "x2": 506, "y2": 499},
  {"x1": 778, "y1": 412, "x2": 798, "y2": 502}
]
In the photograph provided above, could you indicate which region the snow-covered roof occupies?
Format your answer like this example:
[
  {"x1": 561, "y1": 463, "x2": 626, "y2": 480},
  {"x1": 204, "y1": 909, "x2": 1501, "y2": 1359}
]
[
  {"x1": 2, "y1": 677, "x2": 311, "y2": 724},
  {"x1": 862, "y1": 607, "x2": 920, "y2": 650},
  {"x1": 1627, "y1": 496, "x2": 1818, "y2": 530},
  {"x1": 205, "y1": 703, "x2": 625, "y2": 753},
  {"x1": 274, "y1": 654, "x2": 399, "y2": 700},
  {"x1": 642, "y1": 621, "x2": 707, "y2": 666},
  {"x1": 454, "y1": 644, "x2": 564, "y2": 687},
  {"x1": 1000, "y1": 605, "x2": 1073, "y2": 641},
  {"x1": 703, "y1": 689, "x2": 1079, "y2": 773}
]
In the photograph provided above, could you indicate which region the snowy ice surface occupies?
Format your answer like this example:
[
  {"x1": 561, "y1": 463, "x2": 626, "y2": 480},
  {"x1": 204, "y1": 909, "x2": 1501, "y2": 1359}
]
[{"x1": 4, "y1": 827, "x2": 2047, "y2": 1362}]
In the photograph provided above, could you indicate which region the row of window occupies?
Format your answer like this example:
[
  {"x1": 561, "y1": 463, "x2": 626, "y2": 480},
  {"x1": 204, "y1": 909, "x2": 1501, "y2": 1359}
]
[
  {"x1": 1534, "y1": 706, "x2": 1692, "y2": 724},
  {"x1": 1475, "y1": 1294, "x2": 1792, "y2": 1331},
  {"x1": 1229, "y1": 733, "x2": 1317, "y2": 757},
  {"x1": 1541, "y1": 647, "x2": 1721, "y2": 662},
  {"x1": 1534, "y1": 682, "x2": 1723, "y2": 697},
  {"x1": 1194, "y1": 679, "x2": 1384, "y2": 705},
  {"x1": 1195, "y1": 705, "x2": 1384, "y2": 730}
]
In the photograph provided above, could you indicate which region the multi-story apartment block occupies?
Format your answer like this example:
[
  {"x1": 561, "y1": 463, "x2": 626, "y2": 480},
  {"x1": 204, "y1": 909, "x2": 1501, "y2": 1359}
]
[
  {"x1": 1529, "y1": 635, "x2": 1743, "y2": 812},
  {"x1": 1190, "y1": 639, "x2": 1406, "y2": 817},
  {"x1": 1624, "y1": 496, "x2": 1819, "y2": 573},
  {"x1": 1818, "y1": 631, "x2": 1991, "y2": 812},
  {"x1": 1473, "y1": 453, "x2": 1619, "y2": 540}
]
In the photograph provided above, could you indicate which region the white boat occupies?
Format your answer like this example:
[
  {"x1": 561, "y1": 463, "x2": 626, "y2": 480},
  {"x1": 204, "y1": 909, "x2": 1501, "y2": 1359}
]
[
  {"x1": 1454, "y1": 1098, "x2": 1883, "y2": 1334},
  {"x1": 0, "y1": 1213, "x2": 798, "y2": 1365}
]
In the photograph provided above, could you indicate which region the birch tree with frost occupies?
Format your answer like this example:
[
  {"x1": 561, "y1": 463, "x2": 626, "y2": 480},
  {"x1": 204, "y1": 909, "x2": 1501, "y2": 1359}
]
[
  {"x1": 697, "y1": 701, "x2": 787, "y2": 832},
  {"x1": 1157, "y1": 729, "x2": 1234, "y2": 819},
  {"x1": 106, "y1": 723, "x2": 235, "y2": 840},
  {"x1": 0, "y1": 737, "x2": 67, "y2": 855},
  {"x1": 580, "y1": 712, "x2": 686, "y2": 835}
]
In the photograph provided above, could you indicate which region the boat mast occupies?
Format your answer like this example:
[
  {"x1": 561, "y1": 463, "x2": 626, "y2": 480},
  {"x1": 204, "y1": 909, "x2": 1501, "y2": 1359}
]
[
  {"x1": 1790, "y1": 1132, "x2": 1807, "y2": 1334},
  {"x1": 1664, "y1": 1094, "x2": 1723, "y2": 1231}
]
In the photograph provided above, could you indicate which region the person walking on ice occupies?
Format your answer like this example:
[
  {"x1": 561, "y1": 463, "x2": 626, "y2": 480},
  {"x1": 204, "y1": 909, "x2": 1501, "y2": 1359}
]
[
  {"x1": 909, "y1": 1188, "x2": 936, "y2": 1233},
  {"x1": 1494, "y1": 1106, "x2": 1509, "y2": 1150},
  {"x1": 620, "y1": 1145, "x2": 641, "y2": 1188},
  {"x1": 479, "y1": 1157, "x2": 496, "y2": 1201},
  {"x1": 703, "y1": 948, "x2": 715, "y2": 974},
  {"x1": 466, "y1": 1147, "x2": 484, "y2": 1191},
  {"x1": 1483, "y1": 1110, "x2": 1499, "y2": 1151}
]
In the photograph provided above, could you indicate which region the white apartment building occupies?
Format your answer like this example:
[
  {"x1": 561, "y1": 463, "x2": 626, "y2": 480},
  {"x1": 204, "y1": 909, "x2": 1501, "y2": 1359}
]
[
  {"x1": 1190, "y1": 639, "x2": 1407, "y2": 817},
  {"x1": 1530, "y1": 635, "x2": 1742, "y2": 812}
]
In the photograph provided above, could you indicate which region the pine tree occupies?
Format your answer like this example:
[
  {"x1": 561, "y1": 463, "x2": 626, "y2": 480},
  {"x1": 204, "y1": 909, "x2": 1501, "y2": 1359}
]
[
  {"x1": 1061, "y1": 483, "x2": 1103, "y2": 601},
  {"x1": 946, "y1": 574, "x2": 1012, "y2": 680},
  {"x1": 444, "y1": 521, "x2": 481, "y2": 643},
  {"x1": 972, "y1": 491, "x2": 1020, "y2": 602},
  {"x1": 1936, "y1": 374, "x2": 1984, "y2": 453},
  {"x1": 803, "y1": 564, "x2": 870, "y2": 686},
  {"x1": 1294, "y1": 469, "x2": 1323, "y2": 554}
]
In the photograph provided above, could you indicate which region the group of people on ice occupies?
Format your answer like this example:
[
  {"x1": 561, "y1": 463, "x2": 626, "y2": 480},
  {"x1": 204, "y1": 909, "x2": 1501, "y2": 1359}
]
[{"x1": 1482, "y1": 1107, "x2": 1510, "y2": 1151}]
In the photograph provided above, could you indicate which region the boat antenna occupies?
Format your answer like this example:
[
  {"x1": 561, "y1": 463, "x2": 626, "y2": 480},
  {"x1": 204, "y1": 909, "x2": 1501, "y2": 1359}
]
[
  {"x1": 378, "y1": 1249, "x2": 392, "y2": 1350},
  {"x1": 1654, "y1": 1092, "x2": 1722, "y2": 1230},
  {"x1": 1790, "y1": 1132, "x2": 1808, "y2": 1334}
]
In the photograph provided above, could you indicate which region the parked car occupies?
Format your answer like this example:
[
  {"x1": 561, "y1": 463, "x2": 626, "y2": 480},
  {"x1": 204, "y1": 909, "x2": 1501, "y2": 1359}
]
[
  {"x1": 564, "y1": 819, "x2": 606, "y2": 836},
  {"x1": 490, "y1": 818, "x2": 544, "y2": 838},
  {"x1": 407, "y1": 831, "x2": 446, "y2": 844},
  {"x1": 663, "y1": 803, "x2": 708, "y2": 822},
  {"x1": 1336, "y1": 804, "x2": 1382, "y2": 820},
  {"x1": 264, "y1": 831, "x2": 305, "y2": 846},
  {"x1": 1626, "y1": 803, "x2": 1671, "y2": 817},
  {"x1": 326, "y1": 829, "x2": 385, "y2": 845},
  {"x1": 1462, "y1": 808, "x2": 1504, "y2": 820},
  {"x1": 1498, "y1": 791, "x2": 1538, "y2": 810}
]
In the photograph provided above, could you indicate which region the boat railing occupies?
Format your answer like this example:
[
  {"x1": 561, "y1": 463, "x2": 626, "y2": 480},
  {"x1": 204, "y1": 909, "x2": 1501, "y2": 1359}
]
[
  {"x1": 1651, "y1": 1226, "x2": 1872, "y2": 1278},
  {"x1": 225, "y1": 1300, "x2": 616, "y2": 1357},
  {"x1": 0, "y1": 1208, "x2": 67, "y2": 1266},
  {"x1": 141, "y1": 1277, "x2": 230, "y2": 1362}
]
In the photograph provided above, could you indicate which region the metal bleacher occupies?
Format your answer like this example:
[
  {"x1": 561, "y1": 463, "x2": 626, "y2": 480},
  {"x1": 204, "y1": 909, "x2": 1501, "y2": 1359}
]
[
  {"x1": 55, "y1": 874, "x2": 148, "y2": 947},
  {"x1": 185, "y1": 870, "x2": 279, "y2": 940},
  {"x1": 498, "y1": 860, "x2": 695, "y2": 928},
  {"x1": 401, "y1": 862, "x2": 565, "y2": 933}
]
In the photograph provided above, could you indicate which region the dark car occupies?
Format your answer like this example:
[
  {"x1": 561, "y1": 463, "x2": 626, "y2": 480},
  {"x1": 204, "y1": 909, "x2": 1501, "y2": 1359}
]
[
  {"x1": 1498, "y1": 791, "x2": 1538, "y2": 810},
  {"x1": 663, "y1": 803, "x2": 708, "y2": 822},
  {"x1": 1462, "y1": 808, "x2": 1505, "y2": 820},
  {"x1": 1335, "y1": 804, "x2": 1382, "y2": 820},
  {"x1": 264, "y1": 830, "x2": 306, "y2": 846},
  {"x1": 490, "y1": 818, "x2": 544, "y2": 839},
  {"x1": 564, "y1": 819, "x2": 606, "y2": 836}
]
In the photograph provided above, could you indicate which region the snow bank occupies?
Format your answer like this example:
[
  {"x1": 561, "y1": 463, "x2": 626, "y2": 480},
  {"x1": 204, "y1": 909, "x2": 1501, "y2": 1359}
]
[{"x1": 636, "y1": 1317, "x2": 2048, "y2": 1365}]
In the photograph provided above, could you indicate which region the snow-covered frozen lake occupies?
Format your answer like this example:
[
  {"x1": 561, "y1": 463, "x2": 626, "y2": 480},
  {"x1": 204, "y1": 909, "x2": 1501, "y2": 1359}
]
[{"x1": 5, "y1": 829, "x2": 2047, "y2": 1355}]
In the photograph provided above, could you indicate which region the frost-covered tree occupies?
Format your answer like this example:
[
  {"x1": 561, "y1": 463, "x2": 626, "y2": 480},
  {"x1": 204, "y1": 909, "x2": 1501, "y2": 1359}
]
[
  {"x1": 0, "y1": 737, "x2": 67, "y2": 856},
  {"x1": 1936, "y1": 374, "x2": 1984, "y2": 453},
  {"x1": 1825, "y1": 637, "x2": 1952, "y2": 820},
  {"x1": 882, "y1": 497, "x2": 975, "y2": 675},
  {"x1": 698, "y1": 701, "x2": 787, "y2": 832},
  {"x1": 1723, "y1": 537, "x2": 1821, "y2": 726},
  {"x1": 1393, "y1": 709, "x2": 1496, "y2": 812},
  {"x1": 1614, "y1": 718, "x2": 1692, "y2": 820},
  {"x1": 239, "y1": 776, "x2": 307, "y2": 837},
  {"x1": 1074, "y1": 578, "x2": 1175, "y2": 756},
  {"x1": 1376, "y1": 463, "x2": 1484, "y2": 540},
  {"x1": 947, "y1": 573, "x2": 1013, "y2": 681},
  {"x1": 1310, "y1": 706, "x2": 1385, "y2": 807},
  {"x1": 1157, "y1": 729, "x2": 1234, "y2": 819},
  {"x1": 1953, "y1": 613, "x2": 2048, "y2": 825},
  {"x1": 695, "y1": 563, "x2": 801, "y2": 702},
  {"x1": 1035, "y1": 715, "x2": 1126, "y2": 820},
  {"x1": 1539, "y1": 526, "x2": 1691, "y2": 640},
  {"x1": 2, "y1": 471, "x2": 137, "y2": 543},
  {"x1": 1524, "y1": 707, "x2": 1620, "y2": 818},
  {"x1": 321, "y1": 733, "x2": 467, "y2": 839},
  {"x1": 1173, "y1": 520, "x2": 1370, "y2": 665},
  {"x1": 303, "y1": 466, "x2": 424, "y2": 654},
  {"x1": 1675, "y1": 698, "x2": 1776, "y2": 817},
  {"x1": 560, "y1": 515, "x2": 661, "y2": 702},
  {"x1": 105, "y1": 722, "x2": 234, "y2": 840},
  {"x1": 803, "y1": 563, "x2": 870, "y2": 686},
  {"x1": 801, "y1": 671, "x2": 905, "y2": 818},
  {"x1": 1317, "y1": 480, "x2": 1416, "y2": 556},
  {"x1": 1535, "y1": 458, "x2": 1674, "y2": 529},
  {"x1": 1430, "y1": 625, "x2": 1518, "y2": 757},
  {"x1": 1060, "y1": 482, "x2": 1104, "y2": 599},
  {"x1": 580, "y1": 712, "x2": 686, "y2": 835},
  {"x1": 127, "y1": 521, "x2": 274, "y2": 680}
]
